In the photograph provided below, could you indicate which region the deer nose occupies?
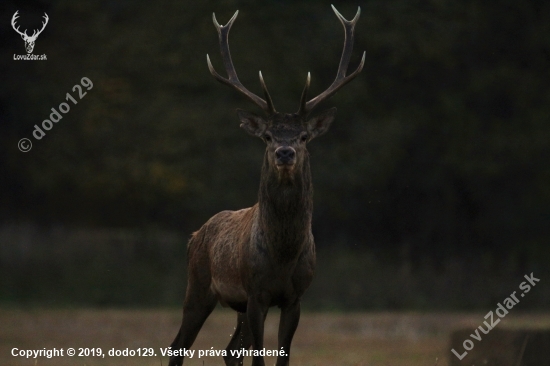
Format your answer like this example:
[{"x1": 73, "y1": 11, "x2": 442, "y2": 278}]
[{"x1": 275, "y1": 146, "x2": 296, "y2": 165}]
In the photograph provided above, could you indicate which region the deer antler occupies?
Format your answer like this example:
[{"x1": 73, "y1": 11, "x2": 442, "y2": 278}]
[
  {"x1": 11, "y1": 11, "x2": 49, "y2": 40},
  {"x1": 11, "y1": 11, "x2": 27, "y2": 38},
  {"x1": 29, "y1": 13, "x2": 49, "y2": 40},
  {"x1": 207, "y1": 11, "x2": 276, "y2": 115},
  {"x1": 298, "y1": 5, "x2": 366, "y2": 117}
]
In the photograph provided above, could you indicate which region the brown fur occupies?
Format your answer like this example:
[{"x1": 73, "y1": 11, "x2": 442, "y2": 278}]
[
  {"x1": 168, "y1": 111, "x2": 334, "y2": 366},
  {"x1": 169, "y1": 7, "x2": 363, "y2": 365}
]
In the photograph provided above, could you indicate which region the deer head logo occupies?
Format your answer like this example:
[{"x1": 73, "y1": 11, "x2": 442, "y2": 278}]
[{"x1": 11, "y1": 11, "x2": 49, "y2": 54}]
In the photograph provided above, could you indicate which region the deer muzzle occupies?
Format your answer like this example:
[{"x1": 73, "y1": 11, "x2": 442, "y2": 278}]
[{"x1": 275, "y1": 146, "x2": 296, "y2": 167}]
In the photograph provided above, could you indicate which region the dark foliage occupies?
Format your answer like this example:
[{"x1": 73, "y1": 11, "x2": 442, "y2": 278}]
[{"x1": 0, "y1": 0, "x2": 548, "y2": 308}]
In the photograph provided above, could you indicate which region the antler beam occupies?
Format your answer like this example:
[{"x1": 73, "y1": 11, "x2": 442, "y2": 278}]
[
  {"x1": 298, "y1": 5, "x2": 366, "y2": 117},
  {"x1": 207, "y1": 11, "x2": 276, "y2": 115}
]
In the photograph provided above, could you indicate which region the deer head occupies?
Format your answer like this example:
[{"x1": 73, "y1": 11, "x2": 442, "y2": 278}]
[
  {"x1": 207, "y1": 6, "x2": 364, "y2": 181},
  {"x1": 11, "y1": 11, "x2": 49, "y2": 54}
]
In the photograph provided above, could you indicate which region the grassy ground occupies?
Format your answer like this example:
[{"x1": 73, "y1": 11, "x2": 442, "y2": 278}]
[{"x1": 1, "y1": 308, "x2": 549, "y2": 366}]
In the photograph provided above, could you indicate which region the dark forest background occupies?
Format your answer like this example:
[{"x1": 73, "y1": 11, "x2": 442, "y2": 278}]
[{"x1": 0, "y1": 0, "x2": 548, "y2": 310}]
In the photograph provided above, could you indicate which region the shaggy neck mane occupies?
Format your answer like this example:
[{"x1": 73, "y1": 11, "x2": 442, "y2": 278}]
[{"x1": 258, "y1": 150, "x2": 313, "y2": 261}]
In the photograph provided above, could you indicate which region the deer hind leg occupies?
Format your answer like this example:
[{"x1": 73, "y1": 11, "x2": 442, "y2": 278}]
[
  {"x1": 223, "y1": 312, "x2": 253, "y2": 366},
  {"x1": 168, "y1": 283, "x2": 217, "y2": 366}
]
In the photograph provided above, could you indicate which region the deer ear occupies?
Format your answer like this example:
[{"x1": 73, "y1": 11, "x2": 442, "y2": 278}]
[
  {"x1": 237, "y1": 109, "x2": 267, "y2": 137},
  {"x1": 306, "y1": 107, "x2": 336, "y2": 140}
]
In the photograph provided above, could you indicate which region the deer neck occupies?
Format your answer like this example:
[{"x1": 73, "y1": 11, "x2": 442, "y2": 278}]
[{"x1": 257, "y1": 151, "x2": 313, "y2": 260}]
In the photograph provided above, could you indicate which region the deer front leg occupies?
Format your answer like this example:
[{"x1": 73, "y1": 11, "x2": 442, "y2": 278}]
[
  {"x1": 224, "y1": 312, "x2": 252, "y2": 366},
  {"x1": 246, "y1": 295, "x2": 270, "y2": 366},
  {"x1": 276, "y1": 300, "x2": 300, "y2": 366}
]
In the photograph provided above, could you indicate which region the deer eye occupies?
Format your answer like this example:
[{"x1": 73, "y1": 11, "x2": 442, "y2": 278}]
[
  {"x1": 264, "y1": 134, "x2": 272, "y2": 142},
  {"x1": 300, "y1": 134, "x2": 308, "y2": 142}
]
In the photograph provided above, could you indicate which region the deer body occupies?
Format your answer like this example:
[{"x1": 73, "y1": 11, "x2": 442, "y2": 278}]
[
  {"x1": 196, "y1": 160, "x2": 315, "y2": 313},
  {"x1": 192, "y1": 149, "x2": 315, "y2": 313},
  {"x1": 169, "y1": 6, "x2": 364, "y2": 366}
]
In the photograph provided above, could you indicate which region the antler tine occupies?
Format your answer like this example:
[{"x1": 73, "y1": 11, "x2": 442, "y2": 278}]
[
  {"x1": 259, "y1": 71, "x2": 276, "y2": 114},
  {"x1": 299, "y1": 5, "x2": 366, "y2": 116},
  {"x1": 207, "y1": 11, "x2": 276, "y2": 115},
  {"x1": 297, "y1": 72, "x2": 311, "y2": 116}
]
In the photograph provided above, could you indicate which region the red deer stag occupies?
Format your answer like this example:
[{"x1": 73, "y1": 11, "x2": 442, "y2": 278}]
[{"x1": 169, "y1": 5, "x2": 364, "y2": 366}]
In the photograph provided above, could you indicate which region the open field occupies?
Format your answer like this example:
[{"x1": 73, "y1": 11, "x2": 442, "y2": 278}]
[{"x1": 1, "y1": 309, "x2": 549, "y2": 366}]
